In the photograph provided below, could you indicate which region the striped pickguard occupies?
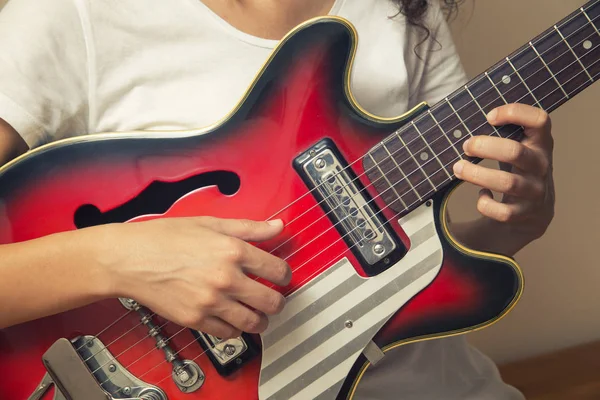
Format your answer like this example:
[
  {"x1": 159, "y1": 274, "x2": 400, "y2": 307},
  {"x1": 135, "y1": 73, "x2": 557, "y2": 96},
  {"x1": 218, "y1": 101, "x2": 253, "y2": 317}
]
[{"x1": 258, "y1": 203, "x2": 443, "y2": 400}]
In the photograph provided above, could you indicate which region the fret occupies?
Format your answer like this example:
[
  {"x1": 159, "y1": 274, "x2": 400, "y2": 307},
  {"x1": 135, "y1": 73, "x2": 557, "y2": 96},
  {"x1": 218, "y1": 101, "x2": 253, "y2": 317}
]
[
  {"x1": 411, "y1": 122, "x2": 451, "y2": 178},
  {"x1": 419, "y1": 111, "x2": 462, "y2": 167},
  {"x1": 383, "y1": 134, "x2": 434, "y2": 200},
  {"x1": 367, "y1": 152, "x2": 408, "y2": 210},
  {"x1": 362, "y1": 151, "x2": 403, "y2": 212},
  {"x1": 585, "y1": 1, "x2": 600, "y2": 23},
  {"x1": 445, "y1": 97, "x2": 478, "y2": 138},
  {"x1": 469, "y1": 75, "x2": 521, "y2": 139},
  {"x1": 428, "y1": 104, "x2": 473, "y2": 163},
  {"x1": 581, "y1": 7, "x2": 600, "y2": 37},
  {"x1": 395, "y1": 133, "x2": 436, "y2": 190},
  {"x1": 509, "y1": 42, "x2": 566, "y2": 110},
  {"x1": 364, "y1": 145, "x2": 419, "y2": 212},
  {"x1": 382, "y1": 142, "x2": 423, "y2": 201},
  {"x1": 446, "y1": 92, "x2": 495, "y2": 138},
  {"x1": 529, "y1": 41, "x2": 570, "y2": 99},
  {"x1": 554, "y1": 24, "x2": 594, "y2": 82},
  {"x1": 487, "y1": 60, "x2": 537, "y2": 107},
  {"x1": 534, "y1": 28, "x2": 590, "y2": 99},
  {"x1": 363, "y1": 1, "x2": 600, "y2": 215},
  {"x1": 407, "y1": 121, "x2": 453, "y2": 183},
  {"x1": 464, "y1": 85, "x2": 501, "y2": 137},
  {"x1": 557, "y1": 11, "x2": 600, "y2": 82},
  {"x1": 485, "y1": 72, "x2": 509, "y2": 104},
  {"x1": 506, "y1": 57, "x2": 544, "y2": 108}
]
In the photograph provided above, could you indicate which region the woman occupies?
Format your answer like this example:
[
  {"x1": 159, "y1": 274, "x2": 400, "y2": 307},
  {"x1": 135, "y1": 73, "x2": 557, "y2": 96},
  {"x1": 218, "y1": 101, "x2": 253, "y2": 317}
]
[{"x1": 0, "y1": 0, "x2": 554, "y2": 398}]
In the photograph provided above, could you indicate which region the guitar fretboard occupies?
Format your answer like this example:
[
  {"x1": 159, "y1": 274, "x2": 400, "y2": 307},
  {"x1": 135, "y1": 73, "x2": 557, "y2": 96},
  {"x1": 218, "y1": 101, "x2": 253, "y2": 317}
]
[{"x1": 364, "y1": 0, "x2": 600, "y2": 214}]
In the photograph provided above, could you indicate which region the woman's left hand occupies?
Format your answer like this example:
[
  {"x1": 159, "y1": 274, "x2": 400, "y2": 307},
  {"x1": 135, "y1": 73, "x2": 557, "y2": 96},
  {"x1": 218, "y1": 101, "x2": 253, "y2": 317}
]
[{"x1": 452, "y1": 103, "x2": 555, "y2": 251}]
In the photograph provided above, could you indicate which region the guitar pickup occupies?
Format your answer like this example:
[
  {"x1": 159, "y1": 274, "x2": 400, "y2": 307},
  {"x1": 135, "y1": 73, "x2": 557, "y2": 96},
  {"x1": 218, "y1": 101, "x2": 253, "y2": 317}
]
[{"x1": 294, "y1": 139, "x2": 406, "y2": 276}]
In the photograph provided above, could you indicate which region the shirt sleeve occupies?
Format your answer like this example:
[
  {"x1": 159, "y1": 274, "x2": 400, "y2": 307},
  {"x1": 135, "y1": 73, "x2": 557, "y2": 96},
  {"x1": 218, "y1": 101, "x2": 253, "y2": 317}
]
[
  {"x1": 0, "y1": 0, "x2": 89, "y2": 148},
  {"x1": 404, "y1": 2, "x2": 468, "y2": 108}
]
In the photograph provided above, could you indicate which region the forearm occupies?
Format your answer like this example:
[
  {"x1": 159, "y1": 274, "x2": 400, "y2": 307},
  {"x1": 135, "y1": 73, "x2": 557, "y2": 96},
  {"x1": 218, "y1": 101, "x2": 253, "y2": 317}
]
[{"x1": 0, "y1": 227, "x2": 114, "y2": 329}]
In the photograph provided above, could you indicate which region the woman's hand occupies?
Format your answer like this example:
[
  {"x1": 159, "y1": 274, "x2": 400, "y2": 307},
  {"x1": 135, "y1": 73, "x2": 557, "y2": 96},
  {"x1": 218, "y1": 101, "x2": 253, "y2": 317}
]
[
  {"x1": 98, "y1": 217, "x2": 291, "y2": 338},
  {"x1": 451, "y1": 103, "x2": 555, "y2": 255}
]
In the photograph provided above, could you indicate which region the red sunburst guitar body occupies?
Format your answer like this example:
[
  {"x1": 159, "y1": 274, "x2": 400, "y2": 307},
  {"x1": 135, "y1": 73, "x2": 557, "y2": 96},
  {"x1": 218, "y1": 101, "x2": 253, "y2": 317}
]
[{"x1": 2, "y1": 5, "x2": 598, "y2": 398}]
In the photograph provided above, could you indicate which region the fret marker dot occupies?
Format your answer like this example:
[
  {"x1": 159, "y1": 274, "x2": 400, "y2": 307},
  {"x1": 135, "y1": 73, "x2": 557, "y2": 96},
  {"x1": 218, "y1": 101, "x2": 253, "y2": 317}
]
[
  {"x1": 502, "y1": 75, "x2": 511, "y2": 85},
  {"x1": 453, "y1": 130, "x2": 463, "y2": 139},
  {"x1": 420, "y1": 152, "x2": 429, "y2": 161},
  {"x1": 584, "y1": 40, "x2": 593, "y2": 50}
]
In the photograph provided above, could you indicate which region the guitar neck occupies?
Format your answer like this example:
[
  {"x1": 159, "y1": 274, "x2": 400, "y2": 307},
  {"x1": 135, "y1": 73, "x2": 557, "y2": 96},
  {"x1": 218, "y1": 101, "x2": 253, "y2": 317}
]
[{"x1": 364, "y1": 0, "x2": 600, "y2": 214}]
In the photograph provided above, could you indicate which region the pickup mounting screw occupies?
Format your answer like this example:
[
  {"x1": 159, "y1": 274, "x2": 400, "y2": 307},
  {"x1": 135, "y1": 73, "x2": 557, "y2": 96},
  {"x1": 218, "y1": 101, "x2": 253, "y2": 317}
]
[
  {"x1": 108, "y1": 364, "x2": 117, "y2": 372},
  {"x1": 224, "y1": 344, "x2": 236, "y2": 356},
  {"x1": 345, "y1": 320, "x2": 353, "y2": 328},
  {"x1": 373, "y1": 244, "x2": 385, "y2": 255},
  {"x1": 122, "y1": 387, "x2": 132, "y2": 395},
  {"x1": 314, "y1": 158, "x2": 326, "y2": 169}
]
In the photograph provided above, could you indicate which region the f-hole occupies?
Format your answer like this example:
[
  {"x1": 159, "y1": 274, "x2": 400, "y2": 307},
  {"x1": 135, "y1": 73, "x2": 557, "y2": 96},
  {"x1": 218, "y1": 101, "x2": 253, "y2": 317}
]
[{"x1": 73, "y1": 170, "x2": 240, "y2": 228}]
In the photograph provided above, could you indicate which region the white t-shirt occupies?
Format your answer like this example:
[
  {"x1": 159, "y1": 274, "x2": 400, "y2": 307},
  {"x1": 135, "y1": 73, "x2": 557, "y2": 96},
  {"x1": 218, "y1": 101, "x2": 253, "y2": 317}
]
[{"x1": 0, "y1": 0, "x2": 525, "y2": 398}]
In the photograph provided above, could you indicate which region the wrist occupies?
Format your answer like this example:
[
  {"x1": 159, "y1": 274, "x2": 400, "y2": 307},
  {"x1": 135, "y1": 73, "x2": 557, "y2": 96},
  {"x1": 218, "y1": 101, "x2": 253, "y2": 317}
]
[{"x1": 80, "y1": 223, "x2": 125, "y2": 299}]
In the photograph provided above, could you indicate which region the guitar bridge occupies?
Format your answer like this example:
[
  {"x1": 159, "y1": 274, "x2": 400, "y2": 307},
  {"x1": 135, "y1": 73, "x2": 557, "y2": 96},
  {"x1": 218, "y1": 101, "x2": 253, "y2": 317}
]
[{"x1": 294, "y1": 139, "x2": 406, "y2": 275}]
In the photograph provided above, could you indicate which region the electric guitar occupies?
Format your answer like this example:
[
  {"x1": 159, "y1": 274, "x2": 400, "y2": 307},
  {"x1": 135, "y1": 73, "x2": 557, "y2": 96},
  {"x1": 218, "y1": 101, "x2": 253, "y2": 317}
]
[{"x1": 1, "y1": 1, "x2": 599, "y2": 399}]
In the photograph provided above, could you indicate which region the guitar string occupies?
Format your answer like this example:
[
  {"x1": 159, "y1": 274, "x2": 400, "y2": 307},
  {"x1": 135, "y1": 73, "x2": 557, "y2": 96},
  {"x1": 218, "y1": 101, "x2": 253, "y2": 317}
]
[
  {"x1": 133, "y1": 328, "x2": 208, "y2": 381},
  {"x1": 96, "y1": 325, "x2": 189, "y2": 389},
  {"x1": 79, "y1": 9, "x2": 600, "y2": 385},
  {"x1": 90, "y1": 319, "x2": 171, "y2": 376},
  {"x1": 266, "y1": 28, "x2": 600, "y2": 278},
  {"x1": 142, "y1": 115, "x2": 527, "y2": 392},
  {"x1": 266, "y1": 9, "x2": 600, "y2": 256},
  {"x1": 126, "y1": 47, "x2": 600, "y2": 390},
  {"x1": 83, "y1": 19, "x2": 591, "y2": 360},
  {"x1": 85, "y1": 15, "x2": 600, "y2": 383},
  {"x1": 278, "y1": 51, "x2": 599, "y2": 296},
  {"x1": 262, "y1": 4, "x2": 599, "y2": 230},
  {"x1": 276, "y1": 63, "x2": 600, "y2": 353},
  {"x1": 74, "y1": 309, "x2": 132, "y2": 352},
  {"x1": 83, "y1": 311, "x2": 158, "y2": 362}
]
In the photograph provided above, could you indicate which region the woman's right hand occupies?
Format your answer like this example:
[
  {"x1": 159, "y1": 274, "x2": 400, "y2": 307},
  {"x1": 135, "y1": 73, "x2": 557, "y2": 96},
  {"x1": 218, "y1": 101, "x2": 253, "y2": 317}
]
[{"x1": 97, "y1": 216, "x2": 291, "y2": 338}]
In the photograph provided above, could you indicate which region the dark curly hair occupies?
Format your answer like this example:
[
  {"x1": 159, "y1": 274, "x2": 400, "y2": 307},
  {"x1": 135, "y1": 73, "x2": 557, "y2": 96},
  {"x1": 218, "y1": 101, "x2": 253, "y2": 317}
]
[{"x1": 392, "y1": 0, "x2": 464, "y2": 54}]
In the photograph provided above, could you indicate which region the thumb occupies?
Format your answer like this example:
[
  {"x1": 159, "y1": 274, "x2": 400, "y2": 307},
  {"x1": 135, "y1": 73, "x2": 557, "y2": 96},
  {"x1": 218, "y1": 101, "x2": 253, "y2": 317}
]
[{"x1": 197, "y1": 217, "x2": 284, "y2": 242}]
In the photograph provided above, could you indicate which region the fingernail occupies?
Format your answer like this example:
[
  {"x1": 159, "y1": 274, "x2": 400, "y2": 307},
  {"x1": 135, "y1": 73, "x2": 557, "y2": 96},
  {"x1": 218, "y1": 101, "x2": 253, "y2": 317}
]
[
  {"x1": 453, "y1": 161, "x2": 464, "y2": 176},
  {"x1": 487, "y1": 108, "x2": 498, "y2": 123},
  {"x1": 267, "y1": 219, "x2": 283, "y2": 227},
  {"x1": 462, "y1": 138, "x2": 471, "y2": 155}
]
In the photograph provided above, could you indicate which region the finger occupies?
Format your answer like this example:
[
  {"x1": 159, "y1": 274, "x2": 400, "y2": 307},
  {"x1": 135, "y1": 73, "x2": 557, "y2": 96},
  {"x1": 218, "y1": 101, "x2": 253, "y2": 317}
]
[
  {"x1": 222, "y1": 238, "x2": 292, "y2": 286},
  {"x1": 198, "y1": 217, "x2": 284, "y2": 242},
  {"x1": 477, "y1": 191, "x2": 532, "y2": 222},
  {"x1": 463, "y1": 135, "x2": 546, "y2": 175},
  {"x1": 192, "y1": 315, "x2": 242, "y2": 339},
  {"x1": 215, "y1": 299, "x2": 269, "y2": 334},
  {"x1": 233, "y1": 277, "x2": 286, "y2": 315},
  {"x1": 453, "y1": 160, "x2": 545, "y2": 200},
  {"x1": 487, "y1": 104, "x2": 553, "y2": 148}
]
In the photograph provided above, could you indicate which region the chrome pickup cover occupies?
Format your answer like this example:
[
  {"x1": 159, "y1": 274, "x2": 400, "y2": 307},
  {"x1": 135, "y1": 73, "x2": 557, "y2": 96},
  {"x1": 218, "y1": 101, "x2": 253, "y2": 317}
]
[{"x1": 295, "y1": 139, "x2": 403, "y2": 271}]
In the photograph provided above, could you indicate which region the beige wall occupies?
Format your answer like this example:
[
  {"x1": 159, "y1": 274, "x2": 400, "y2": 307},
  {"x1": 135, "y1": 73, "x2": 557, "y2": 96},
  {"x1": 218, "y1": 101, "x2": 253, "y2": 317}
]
[{"x1": 448, "y1": 0, "x2": 600, "y2": 364}]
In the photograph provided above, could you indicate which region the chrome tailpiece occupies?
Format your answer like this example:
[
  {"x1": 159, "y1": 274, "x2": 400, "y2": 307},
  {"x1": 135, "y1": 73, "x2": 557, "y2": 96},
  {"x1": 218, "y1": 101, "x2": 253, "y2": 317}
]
[{"x1": 28, "y1": 336, "x2": 167, "y2": 400}]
